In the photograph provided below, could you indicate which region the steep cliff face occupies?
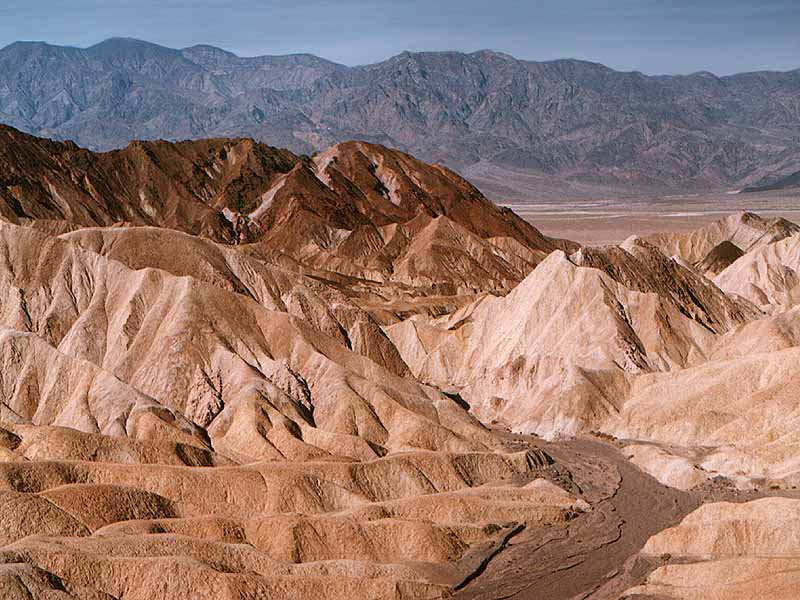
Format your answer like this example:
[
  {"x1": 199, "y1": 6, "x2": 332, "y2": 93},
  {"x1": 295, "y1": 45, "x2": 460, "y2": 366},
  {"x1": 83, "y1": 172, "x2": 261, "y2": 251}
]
[{"x1": 744, "y1": 168, "x2": 800, "y2": 192}]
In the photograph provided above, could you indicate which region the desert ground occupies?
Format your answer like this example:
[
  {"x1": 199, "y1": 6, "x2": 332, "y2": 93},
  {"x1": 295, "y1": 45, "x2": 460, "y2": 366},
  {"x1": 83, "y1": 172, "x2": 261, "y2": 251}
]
[{"x1": 508, "y1": 189, "x2": 800, "y2": 246}]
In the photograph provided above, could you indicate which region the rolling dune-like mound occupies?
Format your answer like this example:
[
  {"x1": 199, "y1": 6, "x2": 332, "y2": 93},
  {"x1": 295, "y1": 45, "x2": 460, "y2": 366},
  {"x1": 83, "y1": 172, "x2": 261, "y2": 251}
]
[{"x1": 606, "y1": 345, "x2": 800, "y2": 486}]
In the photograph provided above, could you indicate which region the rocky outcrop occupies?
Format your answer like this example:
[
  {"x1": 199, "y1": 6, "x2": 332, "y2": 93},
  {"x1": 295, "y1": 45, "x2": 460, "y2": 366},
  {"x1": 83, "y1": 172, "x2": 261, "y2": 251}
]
[
  {"x1": 694, "y1": 240, "x2": 745, "y2": 276},
  {"x1": 714, "y1": 232, "x2": 800, "y2": 309},
  {"x1": 643, "y1": 211, "x2": 800, "y2": 264}
]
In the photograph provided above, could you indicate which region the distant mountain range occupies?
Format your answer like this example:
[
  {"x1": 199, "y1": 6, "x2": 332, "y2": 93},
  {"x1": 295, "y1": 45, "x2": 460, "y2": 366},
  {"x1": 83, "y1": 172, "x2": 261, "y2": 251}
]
[
  {"x1": 743, "y1": 169, "x2": 800, "y2": 193},
  {"x1": 2, "y1": 37, "x2": 799, "y2": 198}
]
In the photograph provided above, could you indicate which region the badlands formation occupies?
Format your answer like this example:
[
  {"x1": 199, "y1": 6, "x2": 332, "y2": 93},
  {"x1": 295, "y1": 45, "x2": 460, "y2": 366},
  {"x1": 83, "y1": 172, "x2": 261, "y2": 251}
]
[{"x1": 0, "y1": 124, "x2": 799, "y2": 598}]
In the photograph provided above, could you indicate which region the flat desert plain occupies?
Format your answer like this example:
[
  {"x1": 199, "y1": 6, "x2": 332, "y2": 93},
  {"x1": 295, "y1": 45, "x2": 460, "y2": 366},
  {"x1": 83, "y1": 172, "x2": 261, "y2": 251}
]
[{"x1": 508, "y1": 189, "x2": 800, "y2": 245}]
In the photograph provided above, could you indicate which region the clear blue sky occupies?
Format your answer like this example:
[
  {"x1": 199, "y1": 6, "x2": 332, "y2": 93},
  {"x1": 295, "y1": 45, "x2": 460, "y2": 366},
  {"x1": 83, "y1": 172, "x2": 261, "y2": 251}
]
[{"x1": 1, "y1": 0, "x2": 798, "y2": 75}]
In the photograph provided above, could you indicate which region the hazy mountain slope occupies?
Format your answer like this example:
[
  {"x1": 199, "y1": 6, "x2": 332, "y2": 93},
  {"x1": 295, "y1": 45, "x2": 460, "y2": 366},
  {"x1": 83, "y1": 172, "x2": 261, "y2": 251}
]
[
  {"x1": 743, "y1": 168, "x2": 800, "y2": 192},
  {"x1": 2, "y1": 38, "x2": 799, "y2": 194}
]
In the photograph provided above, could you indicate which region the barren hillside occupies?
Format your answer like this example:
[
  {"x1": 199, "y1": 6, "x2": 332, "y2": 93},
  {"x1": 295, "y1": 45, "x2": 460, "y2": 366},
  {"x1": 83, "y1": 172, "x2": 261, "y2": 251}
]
[{"x1": 2, "y1": 129, "x2": 800, "y2": 599}]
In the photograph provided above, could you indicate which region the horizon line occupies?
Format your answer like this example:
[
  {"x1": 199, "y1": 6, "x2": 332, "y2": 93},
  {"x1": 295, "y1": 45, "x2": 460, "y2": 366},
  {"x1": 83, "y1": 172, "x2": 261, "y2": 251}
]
[{"x1": 2, "y1": 36, "x2": 798, "y2": 78}]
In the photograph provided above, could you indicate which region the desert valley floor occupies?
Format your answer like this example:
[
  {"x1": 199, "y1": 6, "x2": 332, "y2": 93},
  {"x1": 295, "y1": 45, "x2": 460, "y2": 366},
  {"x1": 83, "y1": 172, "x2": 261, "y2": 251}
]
[
  {"x1": 1, "y1": 124, "x2": 800, "y2": 599},
  {"x1": 509, "y1": 189, "x2": 800, "y2": 246}
]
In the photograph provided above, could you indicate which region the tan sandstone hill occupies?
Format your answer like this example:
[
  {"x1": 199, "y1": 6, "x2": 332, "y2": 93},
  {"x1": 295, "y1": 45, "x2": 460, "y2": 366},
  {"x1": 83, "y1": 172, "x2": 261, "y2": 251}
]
[
  {"x1": 0, "y1": 126, "x2": 591, "y2": 599},
  {"x1": 386, "y1": 237, "x2": 758, "y2": 437},
  {"x1": 642, "y1": 211, "x2": 799, "y2": 264},
  {"x1": 4, "y1": 124, "x2": 800, "y2": 599},
  {"x1": 0, "y1": 125, "x2": 574, "y2": 313},
  {"x1": 0, "y1": 220, "x2": 583, "y2": 599},
  {"x1": 713, "y1": 232, "x2": 800, "y2": 309},
  {"x1": 624, "y1": 498, "x2": 800, "y2": 599}
]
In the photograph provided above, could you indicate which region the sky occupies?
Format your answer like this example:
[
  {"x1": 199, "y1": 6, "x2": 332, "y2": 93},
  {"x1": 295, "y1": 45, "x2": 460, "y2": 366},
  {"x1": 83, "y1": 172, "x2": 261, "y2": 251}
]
[{"x1": 0, "y1": 0, "x2": 798, "y2": 75}]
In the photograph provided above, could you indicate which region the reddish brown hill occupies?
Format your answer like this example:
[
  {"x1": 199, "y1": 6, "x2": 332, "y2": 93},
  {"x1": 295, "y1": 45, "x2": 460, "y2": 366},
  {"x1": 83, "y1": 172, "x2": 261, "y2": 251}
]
[
  {"x1": 0, "y1": 125, "x2": 575, "y2": 303},
  {"x1": 694, "y1": 240, "x2": 745, "y2": 276},
  {"x1": 0, "y1": 124, "x2": 299, "y2": 241},
  {"x1": 312, "y1": 141, "x2": 561, "y2": 249}
]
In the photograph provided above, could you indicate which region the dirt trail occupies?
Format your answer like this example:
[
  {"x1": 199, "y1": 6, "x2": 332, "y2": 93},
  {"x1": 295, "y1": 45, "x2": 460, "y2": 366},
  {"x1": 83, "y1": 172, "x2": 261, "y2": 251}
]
[{"x1": 455, "y1": 434, "x2": 761, "y2": 600}]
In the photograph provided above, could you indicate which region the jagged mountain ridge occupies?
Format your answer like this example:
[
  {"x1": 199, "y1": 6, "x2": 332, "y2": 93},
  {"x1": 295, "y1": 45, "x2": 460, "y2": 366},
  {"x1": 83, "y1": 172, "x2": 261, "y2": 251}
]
[
  {"x1": 0, "y1": 124, "x2": 572, "y2": 309},
  {"x1": 2, "y1": 37, "x2": 800, "y2": 195}
]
